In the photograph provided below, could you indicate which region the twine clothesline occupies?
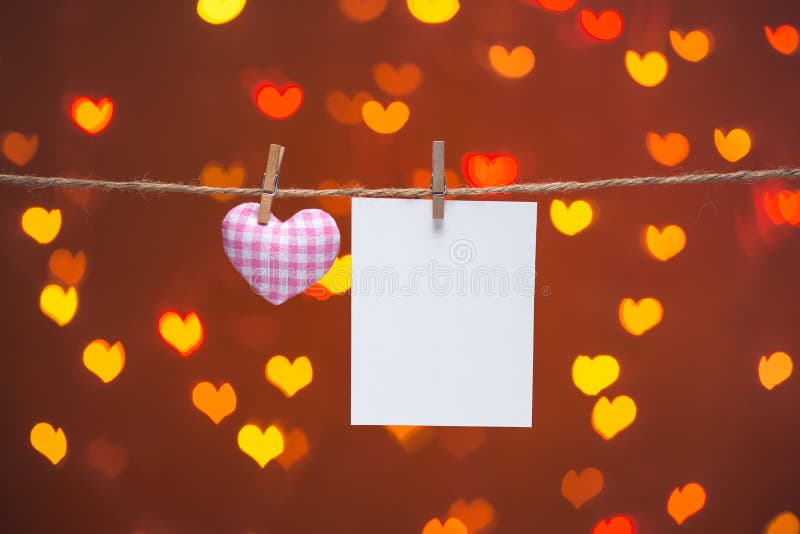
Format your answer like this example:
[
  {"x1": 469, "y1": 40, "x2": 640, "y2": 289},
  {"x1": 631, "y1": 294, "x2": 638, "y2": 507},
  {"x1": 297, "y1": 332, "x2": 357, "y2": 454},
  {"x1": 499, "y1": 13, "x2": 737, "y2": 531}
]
[{"x1": 0, "y1": 167, "x2": 799, "y2": 198}]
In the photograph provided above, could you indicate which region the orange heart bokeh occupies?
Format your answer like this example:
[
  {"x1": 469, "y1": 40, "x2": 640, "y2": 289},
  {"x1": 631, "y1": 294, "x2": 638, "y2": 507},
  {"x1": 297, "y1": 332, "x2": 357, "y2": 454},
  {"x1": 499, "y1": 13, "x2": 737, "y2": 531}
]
[
  {"x1": 488, "y1": 45, "x2": 535, "y2": 78},
  {"x1": 255, "y1": 84, "x2": 303, "y2": 119},
  {"x1": 421, "y1": 517, "x2": 468, "y2": 534},
  {"x1": 361, "y1": 100, "x2": 410, "y2": 134},
  {"x1": 2, "y1": 132, "x2": 38, "y2": 166},
  {"x1": 385, "y1": 425, "x2": 433, "y2": 453},
  {"x1": 561, "y1": 467, "x2": 604, "y2": 508},
  {"x1": 438, "y1": 427, "x2": 486, "y2": 460},
  {"x1": 447, "y1": 498, "x2": 495, "y2": 534},
  {"x1": 275, "y1": 427, "x2": 310, "y2": 470},
  {"x1": 49, "y1": 249, "x2": 86, "y2": 286},
  {"x1": 579, "y1": 9, "x2": 623, "y2": 41},
  {"x1": 765, "y1": 25, "x2": 799, "y2": 55},
  {"x1": 192, "y1": 382, "x2": 237, "y2": 423},
  {"x1": 199, "y1": 162, "x2": 247, "y2": 202},
  {"x1": 338, "y1": 0, "x2": 388, "y2": 22},
  {"x1": 669, "y1": 29, "x2": 712, "y2": 62},
  {"x1": 667, "y1": 482, "x2": 706, "y2": 524},
  {"x1": 646, "y1": 132, "x2": 689, "y2": 167},
  {"x1": 463, "y1": 153, "x2": 519, "y2": 187},
  {"x1": 714, "y1": 128, "x2": 751, "y2": 162},
  {"x1": 30, "y1": 422, "x2": 68, "y2": 465},
  {"x1": 764, "y1": 512, "x2": 800, "y2": 534},
  {"x1": 326, "y1": 91, "x2": 373, "y2": 125},
  {"x1": 758, "y1": 352, "x2": 793, "y2": 390},
  {"x1": 372, "y1": 62, "x2": 423, "y2": 96}
]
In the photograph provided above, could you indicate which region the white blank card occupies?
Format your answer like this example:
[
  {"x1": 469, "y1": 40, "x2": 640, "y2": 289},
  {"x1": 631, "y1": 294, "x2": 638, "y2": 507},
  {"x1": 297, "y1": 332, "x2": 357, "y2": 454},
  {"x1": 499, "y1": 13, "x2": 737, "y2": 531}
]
[{"x1": 351, "y1": 198, "x2": 537, "y2": 427}]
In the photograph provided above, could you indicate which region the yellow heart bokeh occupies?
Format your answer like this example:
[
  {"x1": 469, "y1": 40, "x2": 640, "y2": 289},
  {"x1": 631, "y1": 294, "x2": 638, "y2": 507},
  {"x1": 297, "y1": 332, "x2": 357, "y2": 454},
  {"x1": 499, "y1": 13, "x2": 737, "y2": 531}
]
[
  {"x1": 572, "y1": 355, "x2": 620, "y2": 396},
  {"x1": 158, "y1": 311, "x2": 204, "y2": 357},
  {"x1": 192, "y1": 381, "x2": 237, "y2": 423},
  {"x1": 591, "y1": 395, "x2": 637, "y2": 440},
  {"x1": 265, "y1": 355, "x2": 313, "y2": 397},
  {"x1": 71, "y1": 97, "x2": 114, "y2": 135},
  {"x1": 21, "y1": 207, "x2": 61, "y2": 244},
  {"x1": 406, "y1": 0, "x2": 459, "y2": 24},
  {"x1": 237, "y1": 424, "x2": 284, "y2": 468},
  {"x1": 316, "y1": 255, "x2": 352, "y2": 295},
  {"x1": 421, "y1": 517, "x2": 468, "y2": 534},
  {"x1": 759, "y1": 352, "x2": 793, "y2": 391},
  {"x1": 764, "y1": 512, "x2": 800, "y2": 534},
  {"x1": 488, "y1": 45, "x2": 535, "y2": 79},
  {"x1": 196, "y1": 0, "x2": 246, "y2": 25},
  {"x1": 714, "y1": 128, "x2": 751, "y2": 162},
  {"x1": 625, "y1": 50, "x2": 668, "y2": 87},
  {"x1": 2, "y1": 131, "x2": 38, "y2": 166},
  {"x1": 30, "y1": 422, "x2": 67, "y2": 465},
  {"x1": 39, "y1": 284, "x2": 78, "y2": 326},
  {"x1": 550, "y1": 199, "x2": 593, "y2": 236},
  {"x1": 667, "y1": 482, "x2": 706, "y2": 525},
  {"x1": 362, "y1": 100, "x2": 410, "y2": 134},
  {"x1": 645, "y1": 225, "x2": 686, "y2": 261},
  {"x1": 83, "y1": 339, "x2": 125, "y2": 383},
  {"x1": 669, "y1": 29, "x2": 712, "y2": 62},
  {"x1": 619, "y1": 297, "x2": 663, "y2": 335}
]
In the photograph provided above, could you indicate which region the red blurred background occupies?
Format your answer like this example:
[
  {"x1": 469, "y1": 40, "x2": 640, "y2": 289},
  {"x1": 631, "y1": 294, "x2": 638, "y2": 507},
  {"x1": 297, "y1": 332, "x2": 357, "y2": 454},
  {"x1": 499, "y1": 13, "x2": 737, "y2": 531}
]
[{"x1": 0, "y1": 1, "x2": 798, "y2": 532}]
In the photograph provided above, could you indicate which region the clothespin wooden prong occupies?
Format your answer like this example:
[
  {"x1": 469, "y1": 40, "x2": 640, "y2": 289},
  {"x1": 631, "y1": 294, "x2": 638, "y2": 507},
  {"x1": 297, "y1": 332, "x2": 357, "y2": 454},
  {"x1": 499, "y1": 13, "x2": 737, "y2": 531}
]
[
  {"x1": 431, "y1": 140, "x2": 446, "y2": 219},
  {"x1": 258, "y1": 144, "x2": 286, "y2": 224}
]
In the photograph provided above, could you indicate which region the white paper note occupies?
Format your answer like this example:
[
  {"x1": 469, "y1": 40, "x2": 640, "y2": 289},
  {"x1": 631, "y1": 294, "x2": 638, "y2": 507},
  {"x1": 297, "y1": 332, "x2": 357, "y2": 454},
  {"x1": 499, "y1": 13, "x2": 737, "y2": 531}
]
[{"x1": 351, "y1": 198, "x2": 537, "y2": 427}]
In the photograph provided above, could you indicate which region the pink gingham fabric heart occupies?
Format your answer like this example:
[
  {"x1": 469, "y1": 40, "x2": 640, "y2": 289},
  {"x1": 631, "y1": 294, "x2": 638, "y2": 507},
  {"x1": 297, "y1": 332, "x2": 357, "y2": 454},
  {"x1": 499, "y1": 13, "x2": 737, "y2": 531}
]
[{"x1": 222, "y1": 203, "x2": 340, "y2": 305}]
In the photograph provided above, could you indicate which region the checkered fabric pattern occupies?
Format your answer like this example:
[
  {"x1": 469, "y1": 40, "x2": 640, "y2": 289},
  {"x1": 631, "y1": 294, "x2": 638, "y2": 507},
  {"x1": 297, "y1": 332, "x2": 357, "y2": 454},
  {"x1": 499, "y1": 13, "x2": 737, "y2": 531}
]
[{"x1": 222, "y1": 203, "x2": 341, "y2": 305}]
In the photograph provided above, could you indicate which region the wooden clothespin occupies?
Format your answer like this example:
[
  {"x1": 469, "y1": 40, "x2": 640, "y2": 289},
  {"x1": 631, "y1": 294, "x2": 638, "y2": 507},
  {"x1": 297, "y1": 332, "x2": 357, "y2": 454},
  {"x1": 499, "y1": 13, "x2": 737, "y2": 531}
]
[
  {"x1": 431, "y1": 140, "x2": 446, "y2": 219},
  {"x1": 258, "y1": 144, "x2": 286, "y2": 224}
]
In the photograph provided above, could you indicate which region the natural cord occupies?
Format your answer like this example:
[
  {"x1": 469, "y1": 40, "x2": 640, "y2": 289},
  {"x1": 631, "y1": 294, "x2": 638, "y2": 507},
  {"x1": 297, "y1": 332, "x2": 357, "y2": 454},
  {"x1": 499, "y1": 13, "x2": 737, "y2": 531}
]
[{"x1": 1, "y1": 167, "x2": 799, "y2": 198}]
